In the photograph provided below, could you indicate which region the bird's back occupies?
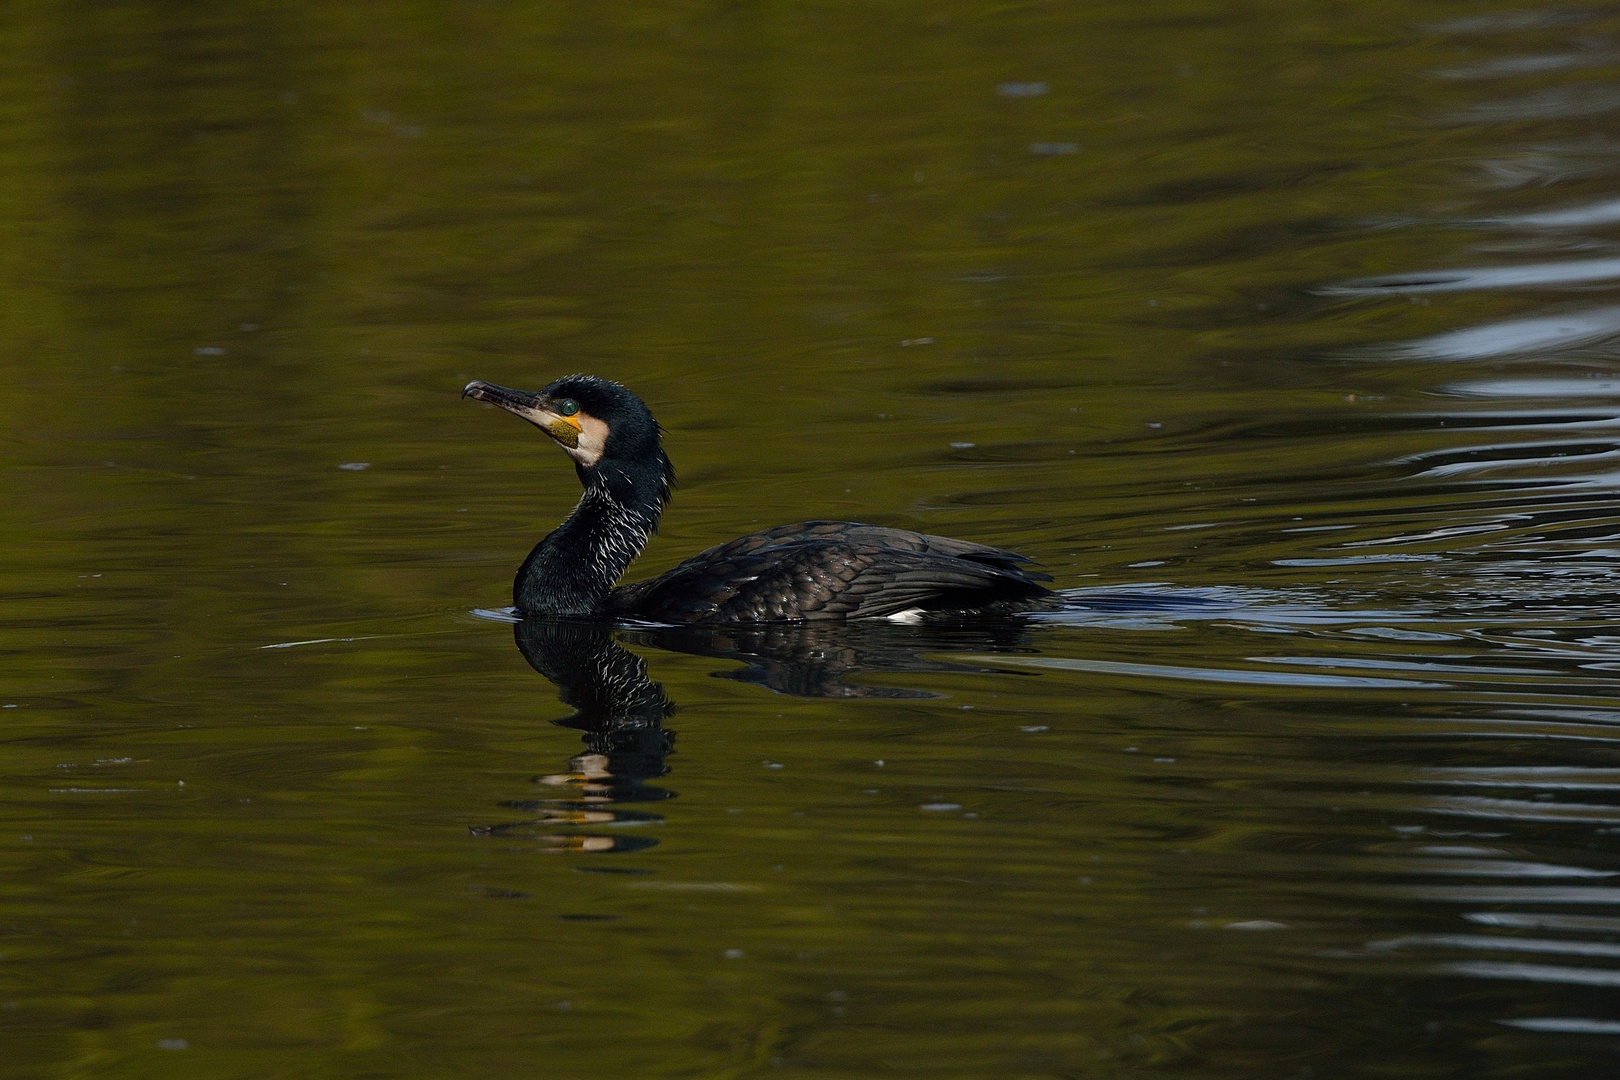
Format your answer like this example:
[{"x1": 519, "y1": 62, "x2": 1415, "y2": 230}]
[{"x1": 608, "y1": 521, "x2": 1051, "y2": 624}]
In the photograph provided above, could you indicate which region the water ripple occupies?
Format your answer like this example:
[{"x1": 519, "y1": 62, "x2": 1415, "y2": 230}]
[
  {"x1": 1379, "y1": 859, "x2": 1615, "y2": 878},
  {"x1": 1450, "y1": 961, "x2": 1620, "y2": 987},
  {"x1": 1435, "y1": 54, "x2": 1603, "y2": 81},
  {"x1": 963, "y1": 654, "x2": 1448, "y2": 690},
  {"x1": 1376, "y1": 934, "x2": 1620, "y2": 958},
  {"x1": 1500, "y1": 1018, "x2": 1620, "y2": 1033},
  {"x1": 1038, "y1": 586, "x2": 1425, "y2": 629},
  {"x1": 1467, "y1": 912, "x2": 1620, "y2": 931},
  {"x1": 1382, "y1": 308, "x2": 1620, "y2": 360},
  {"x1": 1427, "y1": 796, "x2": 1620, "y2": 825},
  {"x1": 1443, "y1": 378, "x2": 1620, "y2": 398},
  {"x1": 1444, "y1": 85, "x2": 1620, "y2": 124},
  {"x1": 1325, "y1": 257, "x2": 1620, "y2": 295},
  {"x1": 1485, "y1": 197, "x2": 1620, "y2": 229}
]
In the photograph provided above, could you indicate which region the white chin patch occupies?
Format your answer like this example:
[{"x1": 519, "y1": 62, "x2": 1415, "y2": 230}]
[
  {"x1": 561, "y1": 414, "x2": 610, "y2": 468},
  {"x1": 886, "y1": 607, "x2": 926, "y2": 624}
]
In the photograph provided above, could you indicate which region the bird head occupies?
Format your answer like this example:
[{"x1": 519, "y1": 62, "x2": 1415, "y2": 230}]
[{"x1": 463, "y1": 374, "x2": 674, "y2": 506}]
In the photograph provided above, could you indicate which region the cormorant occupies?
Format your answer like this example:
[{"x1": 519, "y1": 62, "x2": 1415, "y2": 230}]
[{"x1": 463, "y1": 374, "x2": 1052, "y2": 623}]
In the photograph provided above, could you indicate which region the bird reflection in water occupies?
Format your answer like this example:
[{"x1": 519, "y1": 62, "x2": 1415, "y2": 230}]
[
  {"x1": 622, "y1": 619, "x2": 1034, "y2": 700},
  {"x1": 471, "y1": 620, "x2": 672, "y2": 854},
  {"x1": 473, "y1": 617, "x2": 1037, "y2": 852}
]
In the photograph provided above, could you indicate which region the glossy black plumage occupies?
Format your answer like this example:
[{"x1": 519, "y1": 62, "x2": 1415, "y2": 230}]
[
  {"x1": 463, "y1": 375, "x2": 1052, "y2": 624},
  {"x1": 608, "y1": 521, "x2": 1048, "y2": 623}
]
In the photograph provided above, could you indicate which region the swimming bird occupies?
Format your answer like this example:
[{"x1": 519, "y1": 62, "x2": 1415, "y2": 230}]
[{"x1": 463, "y1": 375, "x2": 1052, "y2": 623}]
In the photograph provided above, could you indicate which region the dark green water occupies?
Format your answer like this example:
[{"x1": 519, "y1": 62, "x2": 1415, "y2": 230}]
[{"x1": 10, "y1": 1, "x2": 1620, "y2": 1075}]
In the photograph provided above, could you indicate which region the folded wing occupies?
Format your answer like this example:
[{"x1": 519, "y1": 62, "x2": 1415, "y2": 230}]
[{"x1": 611, "y1": 521, "x2": 1050, "y2": 624}]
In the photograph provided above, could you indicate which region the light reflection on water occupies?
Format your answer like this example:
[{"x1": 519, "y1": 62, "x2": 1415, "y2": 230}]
[
  {"x1": 1326, "y1": 256, "x2": 1620, "y2": 295},
  {"x1": 1382, "y1": 309, "x2": 1620, "y2": 361}
]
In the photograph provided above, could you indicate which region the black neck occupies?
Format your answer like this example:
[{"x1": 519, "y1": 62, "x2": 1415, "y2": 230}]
[{"x1": 514, "y1": 463, "x2": 667, "y2": 616}]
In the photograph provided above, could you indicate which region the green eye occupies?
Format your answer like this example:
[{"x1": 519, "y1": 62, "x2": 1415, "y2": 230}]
[{"x1": 558, "y1": 400, "x2": 578, "y2": 417}]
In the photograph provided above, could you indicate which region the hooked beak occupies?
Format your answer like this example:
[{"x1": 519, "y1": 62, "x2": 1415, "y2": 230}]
[{"x1": 463, "y1": 379, "x2": 583, "y2": 447}]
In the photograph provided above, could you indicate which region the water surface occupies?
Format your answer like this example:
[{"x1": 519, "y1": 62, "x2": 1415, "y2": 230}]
[{"x1": 7, "y1": 2, "x2": 1620, "y2": 1076}]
